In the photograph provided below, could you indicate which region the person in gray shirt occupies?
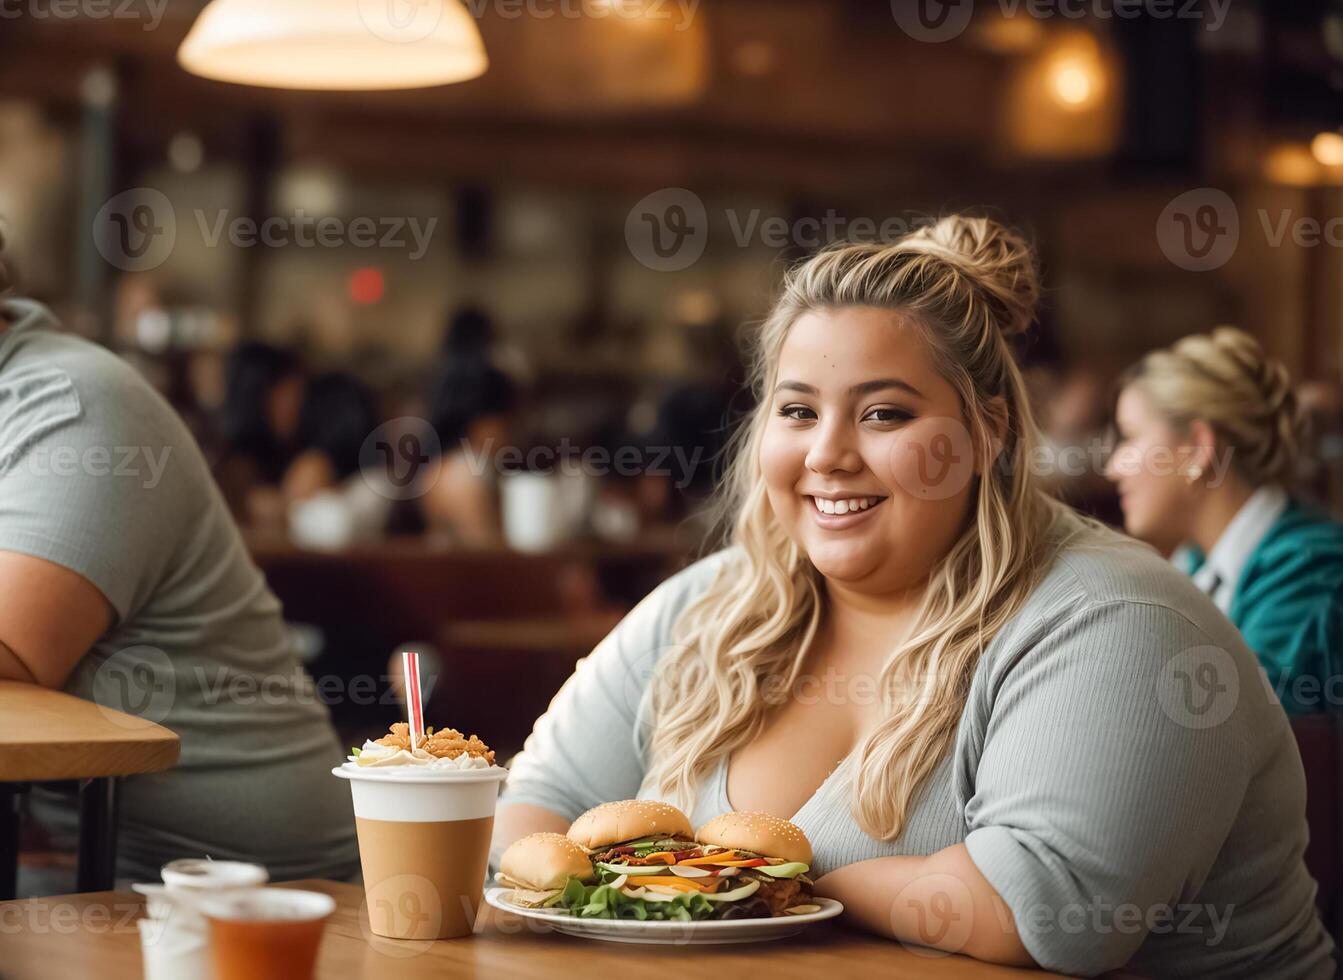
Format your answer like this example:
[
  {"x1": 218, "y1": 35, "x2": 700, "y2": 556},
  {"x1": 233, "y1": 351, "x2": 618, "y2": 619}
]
[
  {"x1": 0, "y1": 296, "x2": 358, "y2": 887},
  {"x1": 495, "y1": 217, "x2": 1333, "y2": 977}
]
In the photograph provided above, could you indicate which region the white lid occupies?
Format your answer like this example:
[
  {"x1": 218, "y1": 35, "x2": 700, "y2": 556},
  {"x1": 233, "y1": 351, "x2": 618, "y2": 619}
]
[
  {"x1": 195, "y1": 888, "x2": 336, "y2": 924},
  {"x1": 161, "y1": 860, "x2": 269, "y2": 891},
  {"x1": 331, "y1": 763, "x2": 509, "y2": 785}
]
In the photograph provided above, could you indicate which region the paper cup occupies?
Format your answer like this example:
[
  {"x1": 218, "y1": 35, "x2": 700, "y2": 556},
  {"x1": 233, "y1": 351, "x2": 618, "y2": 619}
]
[
  {"x1": 332, "y1": 765, "x2": 507, "y2": 940},
  {"x1": 198, "y1": 888, "x2": 335, "y2": 980}
]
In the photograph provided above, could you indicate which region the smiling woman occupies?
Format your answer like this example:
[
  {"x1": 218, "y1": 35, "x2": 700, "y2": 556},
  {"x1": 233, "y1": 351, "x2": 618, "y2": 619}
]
[{"x1": 496, "y1": 215, "x2": 1333, "y2": 978}]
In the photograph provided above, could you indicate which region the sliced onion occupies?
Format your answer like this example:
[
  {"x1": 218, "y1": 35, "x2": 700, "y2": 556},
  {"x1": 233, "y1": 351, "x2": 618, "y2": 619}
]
[
  {"x1": 667, "y1": 865, "x2": 711, "y2": 878},
  {"x1": 608, "y1": 874, "x2": 629, "y2": 890},
  {"x1": 620, "y1": 886, "x2": 647, "y2": 899},
  {"x1": 709, "y1": 866, "x2": 740, "y2": 878}
]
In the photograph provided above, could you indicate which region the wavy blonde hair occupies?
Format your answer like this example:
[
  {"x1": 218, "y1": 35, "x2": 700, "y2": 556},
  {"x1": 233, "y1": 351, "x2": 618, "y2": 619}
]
[
  {"x1": 1118, "y1": 326, "x2": 1307, "y2": 488},
  {"x1": 646, "y1": 215, "x2": 1074, "y2": 840}
]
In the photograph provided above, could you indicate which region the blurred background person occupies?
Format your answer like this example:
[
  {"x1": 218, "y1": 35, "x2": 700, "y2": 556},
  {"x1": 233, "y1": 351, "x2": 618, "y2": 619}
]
[
  {"x1": 213, "y1": 341, "x2": 306, "y2": 528},
  {"x1": 420, "y1": 359, "x2": 518, "y2": 547},
  {"x1": 1106, "y1": 327, "x2": 1343, "y2": 714}
]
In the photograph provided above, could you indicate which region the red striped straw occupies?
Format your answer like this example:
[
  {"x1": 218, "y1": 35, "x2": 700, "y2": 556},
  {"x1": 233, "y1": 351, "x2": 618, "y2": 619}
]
[{"x1": 402, "y1": 651, "x2": 424, "y2": 752}]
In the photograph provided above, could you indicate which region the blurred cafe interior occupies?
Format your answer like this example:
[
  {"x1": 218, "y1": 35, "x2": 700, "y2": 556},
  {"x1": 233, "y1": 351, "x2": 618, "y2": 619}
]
[{"x1": 1, "y1": 0, "x2": 1343, "y2": 970}]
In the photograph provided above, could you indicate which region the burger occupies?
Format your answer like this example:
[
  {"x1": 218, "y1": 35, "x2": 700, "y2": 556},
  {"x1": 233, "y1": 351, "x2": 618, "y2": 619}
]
[
  {"x1": 495, "y1": 832, "x2": 594, "y2": 907},
  {"x1": 692, "y1": 811, "x2": 817, "y2": 918},
  {"x1": 498, "y1": 801, "x2": 817, "y2": 920}
]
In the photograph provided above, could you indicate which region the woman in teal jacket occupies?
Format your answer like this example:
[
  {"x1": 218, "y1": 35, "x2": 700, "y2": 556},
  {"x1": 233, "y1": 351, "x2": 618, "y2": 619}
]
[{"x1": 1105, "y1": 326, "x2": 1343, "y2": 714}]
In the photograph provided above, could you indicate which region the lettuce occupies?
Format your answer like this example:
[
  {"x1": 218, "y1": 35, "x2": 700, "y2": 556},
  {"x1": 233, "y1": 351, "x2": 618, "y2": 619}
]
[{"x1": 551, "y1": 880, "x2": 716, "y2": 921}]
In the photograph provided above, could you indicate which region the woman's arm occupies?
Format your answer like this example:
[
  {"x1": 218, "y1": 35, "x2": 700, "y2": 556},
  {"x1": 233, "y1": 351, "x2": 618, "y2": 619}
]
[
  {"x1": 493, "y1": 802, "x2": 571, "y2": 856},
  {"x1": 815, "y1": 843, "x2": 1034, "y2": 967}
]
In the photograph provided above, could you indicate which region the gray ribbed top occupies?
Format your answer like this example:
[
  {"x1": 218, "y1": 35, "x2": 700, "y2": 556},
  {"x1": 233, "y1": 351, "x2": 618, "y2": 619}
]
[{"x1": 501, "y1": 514, "x2": 1333, "y2": 978}]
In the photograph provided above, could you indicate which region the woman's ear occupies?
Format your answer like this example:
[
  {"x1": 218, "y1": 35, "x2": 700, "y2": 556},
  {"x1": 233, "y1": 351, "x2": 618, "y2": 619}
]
[{"x1": 1184, "y1": 419, "x2": 1218, "y2": 481}]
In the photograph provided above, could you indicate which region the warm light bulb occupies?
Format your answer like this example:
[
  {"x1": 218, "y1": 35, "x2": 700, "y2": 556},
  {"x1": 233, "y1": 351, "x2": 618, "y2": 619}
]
[
  {"x1": 1310, "y1": 131, "x2": 1343, "y2": 167},
  {"x1": 1052, "y1": 65, "x2": 1092, "y2": 105},
  {"x1": 178, "y1": 0, "x2": 487, "y2": 91}
]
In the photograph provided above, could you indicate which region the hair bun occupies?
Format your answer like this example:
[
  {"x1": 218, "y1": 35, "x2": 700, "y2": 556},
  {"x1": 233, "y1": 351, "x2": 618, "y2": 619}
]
[{"x1": 906, "y1": 215, "x2": 1039, "y2": 340}]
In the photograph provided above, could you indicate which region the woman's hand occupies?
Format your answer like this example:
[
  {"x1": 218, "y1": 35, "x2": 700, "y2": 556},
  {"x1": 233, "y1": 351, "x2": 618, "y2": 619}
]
[{"x1": 813, "y1": 843, "x2": 1036, "y2": 968}]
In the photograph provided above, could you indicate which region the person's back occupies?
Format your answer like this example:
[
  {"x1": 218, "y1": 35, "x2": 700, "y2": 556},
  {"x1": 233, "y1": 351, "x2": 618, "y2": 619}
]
[{"x1": 0, "y1": 299, "x2": 358, "y2": 885}]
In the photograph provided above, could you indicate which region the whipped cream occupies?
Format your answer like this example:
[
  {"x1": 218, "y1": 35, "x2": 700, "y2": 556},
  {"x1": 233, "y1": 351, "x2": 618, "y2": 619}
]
[{"x1": 346, "y1": 740, "x2": 494, "y2": 771}]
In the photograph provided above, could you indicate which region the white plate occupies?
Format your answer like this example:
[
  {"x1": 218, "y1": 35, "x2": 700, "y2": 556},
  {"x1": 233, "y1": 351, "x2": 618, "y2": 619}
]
[{"x1": 483, "y1": 887, "x2": 843, "y2": 945}]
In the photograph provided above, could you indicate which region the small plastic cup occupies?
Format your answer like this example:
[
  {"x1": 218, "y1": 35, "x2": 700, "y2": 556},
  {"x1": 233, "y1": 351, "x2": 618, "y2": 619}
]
[{"x1": 198, "y1": 888, "x2": 336, "y2": 980}]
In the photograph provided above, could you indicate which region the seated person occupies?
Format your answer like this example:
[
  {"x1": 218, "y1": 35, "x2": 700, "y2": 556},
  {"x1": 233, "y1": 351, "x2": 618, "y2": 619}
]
[
  {"x1": 212, "y1": 341, "x2": 306, "y2": 527},
  {"x1": 419, "y1": 363, "x2": 516, "y2": 547},
  {"x1": 493, "y1": 217, "x2": 1332, "y2": 977},
  {"x1": 1106, "y1": 327, "x2": 1343, "y2": 714},
  {"x1": 0, "y1": 285, "x2": 359, "y2": 888}
]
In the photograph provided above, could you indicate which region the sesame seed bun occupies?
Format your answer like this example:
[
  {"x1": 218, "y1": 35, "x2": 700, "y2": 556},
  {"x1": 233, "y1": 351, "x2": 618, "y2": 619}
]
[
  {"x1": 499, "y1": 832, "x2": 594, "y2": 891},
  {"x1": 696, "y1": 811, "x2": 813, "y2": 866},
  {"x1": 566, "y1": 799, "x2": 694, "y2": 850}
]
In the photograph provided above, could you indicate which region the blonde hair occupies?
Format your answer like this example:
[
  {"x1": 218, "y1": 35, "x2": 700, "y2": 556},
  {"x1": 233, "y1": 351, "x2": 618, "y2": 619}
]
[
  {"x1": 646, "y1": 215, "x2": 1074, "y2": 840},
  {"x1": 1120, "y1": 326, "x2": 1307, "y2": 487}
]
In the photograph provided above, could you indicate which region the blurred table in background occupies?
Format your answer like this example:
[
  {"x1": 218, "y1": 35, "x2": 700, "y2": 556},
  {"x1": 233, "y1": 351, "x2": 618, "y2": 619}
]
[{"x1": 245, "y1": 529, "x2": 699, "y2": 753}]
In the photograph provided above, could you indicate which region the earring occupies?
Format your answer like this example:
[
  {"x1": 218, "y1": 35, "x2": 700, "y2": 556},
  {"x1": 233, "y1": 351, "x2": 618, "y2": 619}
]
[{"x1": 1185, "y1": 466, "x2": 1204, "y2": 486}]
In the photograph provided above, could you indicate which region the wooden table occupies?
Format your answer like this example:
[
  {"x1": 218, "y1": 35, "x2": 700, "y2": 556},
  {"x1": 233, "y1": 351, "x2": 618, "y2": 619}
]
[
  {"x1": 0, "y1": 880, "x2": 1063, "y2": 979},
  {"x1": 0, "y1": 680, "x2": 180, "y2": 899}
]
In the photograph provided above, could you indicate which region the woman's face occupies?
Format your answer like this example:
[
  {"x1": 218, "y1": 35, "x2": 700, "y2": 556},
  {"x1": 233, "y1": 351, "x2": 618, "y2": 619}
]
[
  {"x1": 1104, "y1": 385, "x2": 1195, "y2": 551},
  {"x1": 760, "y1": 307, "x2": 979, "y2": 593}
]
